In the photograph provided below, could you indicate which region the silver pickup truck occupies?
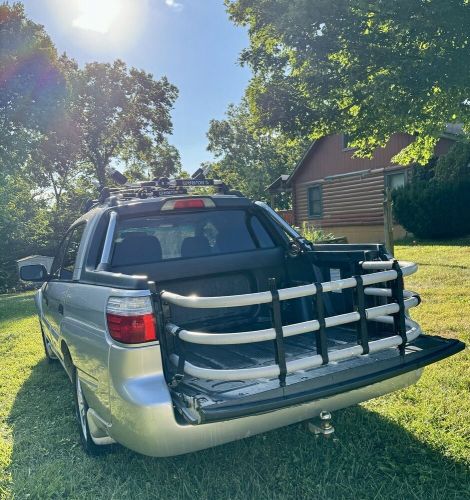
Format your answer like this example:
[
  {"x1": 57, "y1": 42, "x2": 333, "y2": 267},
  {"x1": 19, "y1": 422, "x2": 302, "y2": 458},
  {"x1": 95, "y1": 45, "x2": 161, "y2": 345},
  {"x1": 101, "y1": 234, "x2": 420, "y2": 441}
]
[{"x1": 20, "y1": 177, "x2": 464, "y2": 457}]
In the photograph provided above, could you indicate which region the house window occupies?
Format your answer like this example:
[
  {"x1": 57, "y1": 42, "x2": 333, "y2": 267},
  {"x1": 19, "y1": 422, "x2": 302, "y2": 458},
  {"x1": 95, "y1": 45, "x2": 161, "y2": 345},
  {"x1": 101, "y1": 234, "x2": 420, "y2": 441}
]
[
  {"x1": 386, "y1": 171, "x2": 406, "y2": 191},
  {"x1": 307, "y1": 185, "x2": 323, "y2": 218}
]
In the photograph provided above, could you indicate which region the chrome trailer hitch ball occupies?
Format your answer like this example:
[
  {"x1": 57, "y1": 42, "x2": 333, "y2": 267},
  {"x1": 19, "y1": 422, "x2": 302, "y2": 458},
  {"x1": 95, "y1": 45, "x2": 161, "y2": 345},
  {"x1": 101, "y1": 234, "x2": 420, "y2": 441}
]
[{"x1": 308, "y1": 411, "x2": 336, "y2": 439}]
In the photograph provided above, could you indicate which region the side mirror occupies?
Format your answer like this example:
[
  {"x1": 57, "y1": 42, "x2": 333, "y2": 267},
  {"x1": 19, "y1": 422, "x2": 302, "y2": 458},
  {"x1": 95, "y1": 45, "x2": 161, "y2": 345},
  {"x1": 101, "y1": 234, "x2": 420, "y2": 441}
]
[{"x1": 20, "y1": 264, "x2": 48, "y2": 282}]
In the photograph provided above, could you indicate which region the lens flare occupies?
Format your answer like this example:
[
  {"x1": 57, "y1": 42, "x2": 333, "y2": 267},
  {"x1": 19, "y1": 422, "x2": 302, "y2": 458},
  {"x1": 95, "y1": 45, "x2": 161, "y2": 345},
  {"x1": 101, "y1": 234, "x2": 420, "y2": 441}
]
[{"x1": 73, "y1": 0, "x2": 123, "y2": 34}]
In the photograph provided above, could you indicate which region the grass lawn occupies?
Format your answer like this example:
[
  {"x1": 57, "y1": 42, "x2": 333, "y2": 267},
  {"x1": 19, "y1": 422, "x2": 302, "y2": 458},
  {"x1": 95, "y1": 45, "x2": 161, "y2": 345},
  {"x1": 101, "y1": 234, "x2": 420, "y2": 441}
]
[{"x1": 0, "y1": 240, "x2": 469, "y2": 499}]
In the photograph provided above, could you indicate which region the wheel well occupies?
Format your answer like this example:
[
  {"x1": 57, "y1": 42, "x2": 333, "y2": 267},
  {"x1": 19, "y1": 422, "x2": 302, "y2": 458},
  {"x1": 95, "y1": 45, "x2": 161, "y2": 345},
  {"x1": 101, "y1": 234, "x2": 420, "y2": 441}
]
[{"x1": 61, "y1": 341, "x2": 74, "y2": 380}]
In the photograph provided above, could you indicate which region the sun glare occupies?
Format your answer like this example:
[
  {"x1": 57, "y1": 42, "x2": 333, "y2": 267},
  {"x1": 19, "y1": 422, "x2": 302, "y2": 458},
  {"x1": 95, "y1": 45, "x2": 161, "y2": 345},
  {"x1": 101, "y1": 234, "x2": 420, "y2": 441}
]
[{"x1": 73, "y1": 0, "x2": 124, "y2": 34}]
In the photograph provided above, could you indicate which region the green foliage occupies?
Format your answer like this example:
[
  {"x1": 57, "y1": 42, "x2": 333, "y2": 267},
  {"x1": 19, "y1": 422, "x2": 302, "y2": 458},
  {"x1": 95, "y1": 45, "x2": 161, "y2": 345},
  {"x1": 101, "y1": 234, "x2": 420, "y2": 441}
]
[
  {"x1": 0, "y1": 2, "x2": 67, "y2": 175},
  {"x1": 434, "y1": 141, "x2": 470, "y2": 182},
  {"x1": 392, "y1": 178, "x2": 470, "y2": 239},
  {"x1": 206, "y1": 102, "x2": 309, "y2": 206},
  {"x1": 0, "y1": 4, "x2": 181, "y2": 290},
  {"x1": 296, "y1": 222, "x2": 336, "y2": 243},
  {"x1": 0, "y1": 176, "x2": 50, "y2": 291},
  {"x1": 122, "y1": 138, "x2": 182, "y2": 181},
  {"x1": 227, "y1": 0, "x2": 470, "y2": 165},
  {"x1": 77, "y1": 61, "x2": 178, "y2": 187}
]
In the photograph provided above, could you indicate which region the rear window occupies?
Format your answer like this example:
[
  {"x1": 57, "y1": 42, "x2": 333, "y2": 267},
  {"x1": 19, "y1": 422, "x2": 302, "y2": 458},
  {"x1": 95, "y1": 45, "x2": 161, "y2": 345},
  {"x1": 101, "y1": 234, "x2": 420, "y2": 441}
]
[{"x1": 111, "y1": 210, "x2": 275, "y2": 267}]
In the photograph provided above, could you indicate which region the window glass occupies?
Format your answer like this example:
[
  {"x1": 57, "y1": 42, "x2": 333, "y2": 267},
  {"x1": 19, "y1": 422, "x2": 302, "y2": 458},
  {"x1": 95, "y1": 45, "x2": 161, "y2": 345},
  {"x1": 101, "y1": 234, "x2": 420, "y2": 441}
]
[
  {"x1": 387, "y1": 172, "x2": 406, "y2": 191},
  {"x1": 50, "y1": 236, "x2": 70, "y2": 279},
  {"x1": 308, "y1": 186, "x2": 323, "y2": 218},
  {"x1": 51, "y1": 224, "x2": 86, "y2": 280},
  {"x1": 249, "y1": 216, "x2": 275, "y2": 248},
  {"x1": 111, "y1": 210, "x2": 274, "y2": 267}
]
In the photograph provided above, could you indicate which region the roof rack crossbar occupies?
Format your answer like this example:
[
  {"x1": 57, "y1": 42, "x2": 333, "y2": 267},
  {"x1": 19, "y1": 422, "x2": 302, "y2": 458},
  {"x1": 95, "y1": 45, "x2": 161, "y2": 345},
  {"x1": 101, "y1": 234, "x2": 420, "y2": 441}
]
[{"x1": 82, "y1": 175, "x2": 238, "y2": 212}]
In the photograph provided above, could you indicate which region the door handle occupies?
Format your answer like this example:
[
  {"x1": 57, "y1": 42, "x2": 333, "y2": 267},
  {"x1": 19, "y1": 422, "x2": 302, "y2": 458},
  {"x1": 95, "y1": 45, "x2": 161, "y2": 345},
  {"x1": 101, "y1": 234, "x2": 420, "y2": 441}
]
[{"x1": 58, "y1": 304, "x2": 64, "y2": 315}]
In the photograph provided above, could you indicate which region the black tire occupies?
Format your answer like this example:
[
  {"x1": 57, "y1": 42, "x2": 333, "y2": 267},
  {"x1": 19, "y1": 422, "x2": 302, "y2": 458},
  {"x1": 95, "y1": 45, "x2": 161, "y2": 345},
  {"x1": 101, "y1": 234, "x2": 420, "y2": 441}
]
[
  {"x1": 39, "y1": 322, "x2": 58, "y2": 364},
  {"x1": 72, "y1": 366, "x2": 103, "y2": 456}
]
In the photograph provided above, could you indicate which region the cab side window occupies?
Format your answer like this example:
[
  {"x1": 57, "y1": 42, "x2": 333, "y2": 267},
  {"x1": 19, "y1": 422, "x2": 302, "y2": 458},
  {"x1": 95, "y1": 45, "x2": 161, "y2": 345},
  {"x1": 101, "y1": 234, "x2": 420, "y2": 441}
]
[{"x1": 51, "y1": 224, "x2": 86, "y2": 281}]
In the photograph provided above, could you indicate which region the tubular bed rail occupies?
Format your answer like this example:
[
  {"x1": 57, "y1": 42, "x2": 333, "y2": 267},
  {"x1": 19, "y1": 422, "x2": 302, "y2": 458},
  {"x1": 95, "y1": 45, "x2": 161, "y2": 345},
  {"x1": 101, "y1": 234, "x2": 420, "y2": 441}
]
[{"x1": 159, "y1": 260, "x2": 421, "y2": 385}]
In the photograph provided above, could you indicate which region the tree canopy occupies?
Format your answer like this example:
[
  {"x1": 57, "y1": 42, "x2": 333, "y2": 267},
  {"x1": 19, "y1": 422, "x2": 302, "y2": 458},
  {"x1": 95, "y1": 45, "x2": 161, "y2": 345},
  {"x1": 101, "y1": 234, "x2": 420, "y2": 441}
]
[
  {"x1": 227, "y1": 0, "x2": 470, "y2": 165},
  {"x1": 206, "y1": 102, "x2": 308, "y2": 205},
  {"x1": 0, "y1": 3, "x2": 181, "y2": 291},
  {"x1": 0, "y1": 2, "x2": 67, "y2": 174},
  {"x1": 77, "y1": 61, "x2": 178, "y2": 188}
]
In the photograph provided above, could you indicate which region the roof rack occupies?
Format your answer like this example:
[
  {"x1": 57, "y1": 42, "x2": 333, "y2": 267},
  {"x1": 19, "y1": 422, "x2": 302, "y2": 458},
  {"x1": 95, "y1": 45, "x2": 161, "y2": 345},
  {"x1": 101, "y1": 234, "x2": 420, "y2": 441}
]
[{"x1": 81, "y1": 170, "x2": 242, "y2": 213}]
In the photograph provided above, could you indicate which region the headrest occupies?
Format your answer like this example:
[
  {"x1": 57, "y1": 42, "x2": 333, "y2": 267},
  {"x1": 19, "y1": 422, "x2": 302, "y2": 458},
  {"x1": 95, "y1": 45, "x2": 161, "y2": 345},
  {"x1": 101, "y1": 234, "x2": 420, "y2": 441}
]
[{"x1": 113, "y1": 233, "x2": 162, "y2": 266}]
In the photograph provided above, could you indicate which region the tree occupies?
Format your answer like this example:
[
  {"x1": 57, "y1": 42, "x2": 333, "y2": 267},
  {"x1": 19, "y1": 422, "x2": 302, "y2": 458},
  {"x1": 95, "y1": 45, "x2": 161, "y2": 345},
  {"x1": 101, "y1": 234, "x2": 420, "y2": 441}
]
[
  {"x1": 76, "y1": 61, "x2": 179, "y2": 188},
  {"x1": 26, "y1": 56, "x2": 84, "y2": 207},
  {"x1": 0, "y1": 174, "x2": 50, "y2": 291},
  {"x1": 0, "y1": 5, "x2": 182, "y2": 289},
  {"x1": 206, "y1": 102, "x2": 308, "y2": 205},
  {"x1": 122, "y1": 138, "x2": 182, "y2": 181},
  {"x1": 0, "y1": 2, "x2": 67, "y2": 175},
  {"x1": 227, "y1": 0, "x2": 470, "y2": 165}
]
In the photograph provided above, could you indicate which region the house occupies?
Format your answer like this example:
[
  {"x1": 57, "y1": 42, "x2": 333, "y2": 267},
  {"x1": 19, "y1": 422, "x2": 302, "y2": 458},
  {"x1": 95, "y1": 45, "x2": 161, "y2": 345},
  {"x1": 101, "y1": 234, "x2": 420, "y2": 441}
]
[{"x1": 268, "y1": 132, "x2": 457, "y2": 243}]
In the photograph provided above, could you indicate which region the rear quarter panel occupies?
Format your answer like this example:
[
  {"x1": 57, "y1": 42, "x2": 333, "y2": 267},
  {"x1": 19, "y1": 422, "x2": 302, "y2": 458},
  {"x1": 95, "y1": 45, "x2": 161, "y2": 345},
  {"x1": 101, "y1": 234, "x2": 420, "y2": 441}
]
[
  {"x1": 62, "y1": 286, "x2": 155, "y2": 423},
  {"x1": 63, "y1": 284, "x2": 112, "y2": 420}
]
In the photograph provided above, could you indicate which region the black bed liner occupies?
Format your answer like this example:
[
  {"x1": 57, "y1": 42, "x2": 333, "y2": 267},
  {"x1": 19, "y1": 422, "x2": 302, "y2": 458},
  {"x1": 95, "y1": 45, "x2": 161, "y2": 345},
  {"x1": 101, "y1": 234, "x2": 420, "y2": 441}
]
[{"x1": 177, "y1": 335, "x2": 464, "y2": 424}]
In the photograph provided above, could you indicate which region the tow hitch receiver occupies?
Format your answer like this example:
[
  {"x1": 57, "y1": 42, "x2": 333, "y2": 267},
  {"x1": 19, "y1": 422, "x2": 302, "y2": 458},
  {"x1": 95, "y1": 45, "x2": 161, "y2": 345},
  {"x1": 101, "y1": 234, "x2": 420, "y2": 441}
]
[{"x1": 308, "y1": 411, "x2": 335, "y2": 438}]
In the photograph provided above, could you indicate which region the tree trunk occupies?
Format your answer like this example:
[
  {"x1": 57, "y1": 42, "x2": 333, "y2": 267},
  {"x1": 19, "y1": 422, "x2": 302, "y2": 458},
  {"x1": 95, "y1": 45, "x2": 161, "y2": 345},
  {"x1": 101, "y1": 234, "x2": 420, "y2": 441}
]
[{"x1": 96, "y1": 160, "x2": 107, "y2": 190}]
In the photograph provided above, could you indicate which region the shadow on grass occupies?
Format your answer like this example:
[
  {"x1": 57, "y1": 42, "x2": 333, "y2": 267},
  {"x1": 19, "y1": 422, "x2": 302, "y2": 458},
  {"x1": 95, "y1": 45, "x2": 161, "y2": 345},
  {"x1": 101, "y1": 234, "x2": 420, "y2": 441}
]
[{"x1": 8, "y1": 360, "x2": 470, "y2": 500}]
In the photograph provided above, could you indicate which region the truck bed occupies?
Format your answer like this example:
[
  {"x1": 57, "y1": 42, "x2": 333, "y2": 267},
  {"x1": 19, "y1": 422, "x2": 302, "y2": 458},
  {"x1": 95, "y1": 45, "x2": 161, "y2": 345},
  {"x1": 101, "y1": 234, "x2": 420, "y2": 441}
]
[{"x1": 173, "y1": 333, "x2": 463, "y2": 424}]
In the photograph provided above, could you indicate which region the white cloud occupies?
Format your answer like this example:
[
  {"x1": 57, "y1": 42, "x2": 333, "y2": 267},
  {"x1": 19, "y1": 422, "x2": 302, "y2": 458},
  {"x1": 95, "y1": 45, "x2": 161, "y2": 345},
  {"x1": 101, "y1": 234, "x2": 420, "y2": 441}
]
[{"x1": 165, "y1": 0, "x2": 183, "y2": 12}]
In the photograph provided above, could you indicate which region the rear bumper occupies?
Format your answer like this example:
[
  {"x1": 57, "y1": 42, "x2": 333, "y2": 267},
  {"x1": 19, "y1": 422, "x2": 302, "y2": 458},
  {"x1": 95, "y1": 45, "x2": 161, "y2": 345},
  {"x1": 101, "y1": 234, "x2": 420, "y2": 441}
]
[
  {"x1": 110, "y1": 369, "x2": 423, "y2": 457},
  {"x1": 107, "y1": 336, "x2": 464, "y2": 457}
]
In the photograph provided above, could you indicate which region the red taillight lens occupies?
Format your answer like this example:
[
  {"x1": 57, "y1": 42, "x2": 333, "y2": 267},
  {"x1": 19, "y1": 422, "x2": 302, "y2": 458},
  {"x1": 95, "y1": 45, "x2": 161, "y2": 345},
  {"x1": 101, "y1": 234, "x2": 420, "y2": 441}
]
[
  {"x1": 106, "y1": 313, "x2": 157, "y2": 344},
  {"x1": 173, "y1": 199, "x2": 205, "y2": 209},
  {"x1": 106, "y1": 296, "x2": 157, "y2": 344}
]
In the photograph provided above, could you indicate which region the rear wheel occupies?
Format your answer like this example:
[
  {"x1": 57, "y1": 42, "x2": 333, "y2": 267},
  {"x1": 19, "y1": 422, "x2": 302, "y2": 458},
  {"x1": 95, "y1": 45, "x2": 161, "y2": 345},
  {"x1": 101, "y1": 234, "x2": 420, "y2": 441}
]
[{"x1": 72, "y1": 367, "x2": 103, "y2": 455}]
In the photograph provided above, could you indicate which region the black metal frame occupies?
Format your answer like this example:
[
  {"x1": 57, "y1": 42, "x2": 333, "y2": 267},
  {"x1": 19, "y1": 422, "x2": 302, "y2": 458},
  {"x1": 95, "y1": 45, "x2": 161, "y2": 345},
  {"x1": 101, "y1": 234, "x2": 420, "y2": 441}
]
[
  {"x1": 354, "y1": 275, "x2": 370, "y2": 354},
  {"x1": 314, "y1": 282, "x2": 329, "y2": 364},
  {"x1": 391, "y1": 260, "x2": 407, "y2": 355},
  {"x1": 269, "y1": 278, "x2": 287, "y2": 387},
  {"x1": 157, "y1": 261, "x2": 414, "y2": 390}
]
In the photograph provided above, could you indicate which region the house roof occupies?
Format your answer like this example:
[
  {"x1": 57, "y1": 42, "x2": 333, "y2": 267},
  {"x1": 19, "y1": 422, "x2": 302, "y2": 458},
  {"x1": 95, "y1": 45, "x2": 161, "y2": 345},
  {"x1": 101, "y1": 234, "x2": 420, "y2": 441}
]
[
  {"x1": 285, "y1": 139, "x2": 321, "y2": 187},
  {"x1": 265, "y1": 174, "x2": 290, "y2": 192},
  {"x1": 16, "y1": 255, "x2": 53, "y2": 262}
]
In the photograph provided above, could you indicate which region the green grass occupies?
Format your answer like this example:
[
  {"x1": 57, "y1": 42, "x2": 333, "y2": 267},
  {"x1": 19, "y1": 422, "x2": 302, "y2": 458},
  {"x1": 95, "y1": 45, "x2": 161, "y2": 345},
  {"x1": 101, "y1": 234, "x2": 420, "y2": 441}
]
[{"x1": 1, "y1": 240, "x2": 469, "y2": 499}]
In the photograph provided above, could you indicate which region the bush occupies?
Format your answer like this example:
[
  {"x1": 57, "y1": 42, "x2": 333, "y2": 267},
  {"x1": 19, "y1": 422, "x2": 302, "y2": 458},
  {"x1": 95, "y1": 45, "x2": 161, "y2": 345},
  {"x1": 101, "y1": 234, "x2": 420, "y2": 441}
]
[
  {"x1": 434, "y1": 141, "x2": 470, "y2": 183},
  {"x1": 393, "y1": 178, "x2": 470, "y2": 239},
  {"x1": 296, "y1": 222, "x2": 337, "y2": 242}
]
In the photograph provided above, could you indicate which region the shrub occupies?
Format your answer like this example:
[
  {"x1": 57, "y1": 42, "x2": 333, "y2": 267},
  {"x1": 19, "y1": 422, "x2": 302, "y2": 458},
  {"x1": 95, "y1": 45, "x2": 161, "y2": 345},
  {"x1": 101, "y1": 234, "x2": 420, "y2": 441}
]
[
  {"x1": 296, "y1": 222, "x2": 337, "y2": 242},
  {"x1": 392, "y1": 178, "x2": 470, "y2": 239},
  {"x1": 434, "y1": 141, "x2": 470, "y2": 183}
]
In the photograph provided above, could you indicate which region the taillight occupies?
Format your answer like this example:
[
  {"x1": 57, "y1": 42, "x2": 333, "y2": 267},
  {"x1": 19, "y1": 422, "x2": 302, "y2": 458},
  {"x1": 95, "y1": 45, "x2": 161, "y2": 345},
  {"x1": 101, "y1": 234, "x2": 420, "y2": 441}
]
[
  {"x1": 106, "y1": 296, "x2": 157, "y2": 344},
  {"x1": 161, "y1": 197, "x2": 215, "y2": 210}
]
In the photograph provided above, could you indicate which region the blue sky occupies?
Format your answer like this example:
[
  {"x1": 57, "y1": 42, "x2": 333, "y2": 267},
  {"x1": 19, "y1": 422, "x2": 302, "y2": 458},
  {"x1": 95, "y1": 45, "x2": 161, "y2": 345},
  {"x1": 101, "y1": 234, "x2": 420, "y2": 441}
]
[{"x1": 22, "y1": 0, "x2": 251, "y2": 173}]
